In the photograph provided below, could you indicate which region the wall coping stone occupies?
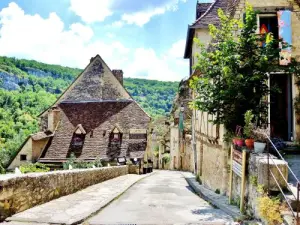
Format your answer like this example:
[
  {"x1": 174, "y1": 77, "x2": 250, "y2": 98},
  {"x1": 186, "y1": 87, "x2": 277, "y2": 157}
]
[{"x1": 0, "y1": 166, "x2": 126, "y2": 182}]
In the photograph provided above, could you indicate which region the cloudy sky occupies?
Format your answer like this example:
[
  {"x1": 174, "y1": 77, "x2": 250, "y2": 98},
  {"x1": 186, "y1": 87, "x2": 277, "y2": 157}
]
[{"x1": 0, "y1": 0, "x2": 211, "y2": 81}]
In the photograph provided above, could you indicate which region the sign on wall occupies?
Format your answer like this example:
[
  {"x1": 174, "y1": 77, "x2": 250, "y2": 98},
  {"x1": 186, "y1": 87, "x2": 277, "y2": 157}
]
[
  {"x1": 129, "y1": 129, "x2": 147, "y2": 139},
  {"x1": 129, "y1": 129, "x2": 147, "y2": 134},
  {"x1": 229, "y1": 147, "x2": 247, "y2": 212}
]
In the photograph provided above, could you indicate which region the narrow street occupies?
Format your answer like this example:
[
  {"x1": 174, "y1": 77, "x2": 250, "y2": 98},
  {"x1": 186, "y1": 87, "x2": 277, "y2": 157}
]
[{"x1": 87, "y1": 170, "x2": 233, "y2": 225}]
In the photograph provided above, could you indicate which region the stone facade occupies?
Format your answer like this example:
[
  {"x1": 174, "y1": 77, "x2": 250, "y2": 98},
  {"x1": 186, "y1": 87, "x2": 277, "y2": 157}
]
[{"x1": 0, "y1": 166, "x2": 128, "y2": 221}]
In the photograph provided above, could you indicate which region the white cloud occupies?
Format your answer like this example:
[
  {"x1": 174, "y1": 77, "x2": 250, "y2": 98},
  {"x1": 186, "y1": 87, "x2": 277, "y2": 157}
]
[
  {"x1": 120, "y1": 0, "x2": 187, "y2": 27},
  {"x1": 69, "y1": 0, "x2": 188, "y2": 27},
  {"x1": 69, "y1": 0, "x2": 113, "y2": 23},
  {"x1": 0, "y1": 2, "x2": 129, "y2": 69},
  {"x1": 0, "y1": 3, "x2": 187, "y2": 81},
  {"x1": 111, "y1": 20, "x2": 124, "y2": 28},
  {"x1": 168, "y1": 39, "x2": 186, "y2": 58},
  {"x1": 121, "y1": 8, "x2": 165, "y2": 27},
  {"x1": 124, "y1": 41, "x2": 188, "y2": 81}
]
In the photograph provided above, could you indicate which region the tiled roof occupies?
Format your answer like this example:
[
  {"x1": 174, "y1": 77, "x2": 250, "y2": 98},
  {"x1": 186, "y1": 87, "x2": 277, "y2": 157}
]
[
  {"x1": 196, "y1": 3, "x2": 212, "y2": 19},
  {"x1": 31, "y1": 131, "x2": 53, "y2": 141},
  {"x1": 192, "y1": 0, "x2": 229, "y2": 28},
  {"x1": 40, "y1": 101, "x2": 150, "y2": 161}
]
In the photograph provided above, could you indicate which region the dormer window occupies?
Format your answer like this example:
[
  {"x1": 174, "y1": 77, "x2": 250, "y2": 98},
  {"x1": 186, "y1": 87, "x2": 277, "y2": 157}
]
[
  {"x1": 70, "y1": 124, "x2": 86, "y2": 157},
  {"x1": 109, "y1": 126, "x2": 123, "y2": 146}
]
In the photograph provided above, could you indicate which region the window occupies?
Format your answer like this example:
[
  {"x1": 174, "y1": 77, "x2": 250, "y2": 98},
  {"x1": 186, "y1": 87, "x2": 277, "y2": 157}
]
[
  {"x1": 20, "y1": 154, "x2": 27, "y2": 161},
  {"x1": 69, "y1": 124, "x2": 86, "y2": 157},
  {"x1": 109, "y1": 126, "x2": 122, "y2": 146},
  {"x1": 257, "y1": 11, "x2": 292, "y2": 65},
  {"x1": 72, "y1": 135, "x2": 84, "y2": 147},
  {"x1": 258, "y1": 14, "x2": 279, "y2": 39}
]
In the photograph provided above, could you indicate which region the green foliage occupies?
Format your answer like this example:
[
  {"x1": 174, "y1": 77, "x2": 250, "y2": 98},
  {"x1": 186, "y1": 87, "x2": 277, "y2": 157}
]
[
  {"x1": 124, "y1": 78, "x2": 178, "y2": 117},
  {"x1": 0, "y1": 87, "x2": 56, "y2": 168},
  {"x1": 153, "y1": 145, "x2": 159, "y2": 158},
  {"x1": 162, "y1": 153, "x2": 170, "y2": 164},
  {"x1": 215, "y1": 189, "x2": 220, "y2": 194},
  {"x1": 249, "y1": 175, "x2": 258, "y2": 187},
  {"x1": 190, "y1": 4, "x2": 300, "y2": 133},
  {"x1": 63, "y1": 153, "x2": 103, "y2": 169},
  {"x1": 258, "y1": 195, "x2": 283, "y2": 224},
  {"x1": 19, "y1": 162, "x2": 50, "y2": 173},
  {"x1": 244, "y1": 110, "x2": 254, "y2": 138}
]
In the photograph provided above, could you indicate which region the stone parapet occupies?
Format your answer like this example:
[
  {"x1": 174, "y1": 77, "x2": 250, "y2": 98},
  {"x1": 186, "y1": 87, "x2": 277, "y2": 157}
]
[{"x1": 0, "y1": 166, "x2": 128, "y2": 221}]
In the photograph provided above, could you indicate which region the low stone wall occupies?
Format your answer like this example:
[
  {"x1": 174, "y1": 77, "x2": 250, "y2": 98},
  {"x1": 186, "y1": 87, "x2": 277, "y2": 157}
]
[
  {"x1": 0, "y1": 166, "x2": 128, "y2": 220},
  {"x1": 128, "y1": 165, "x2": 140, "y2": 174},
  {"x1": 201, "y1": 143, "x2": 229, "y2": 194},
  {"x1": 231, "y1": 153, "x2": 288, "y2": 219}
]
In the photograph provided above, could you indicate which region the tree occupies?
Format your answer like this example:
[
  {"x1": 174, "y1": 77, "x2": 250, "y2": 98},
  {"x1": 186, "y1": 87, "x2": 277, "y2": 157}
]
[{"x1": 190, "y1": 4, "x2": 300, "y2": 132}]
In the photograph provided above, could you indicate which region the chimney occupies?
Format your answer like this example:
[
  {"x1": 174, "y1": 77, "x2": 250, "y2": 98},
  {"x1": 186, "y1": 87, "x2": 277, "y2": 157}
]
[
  {"x1": 48, "y1": 107, "x2": 60, "y2": 132},
  {"x1": 112, "y1": 69, "x2": 123, "y2": 85}
]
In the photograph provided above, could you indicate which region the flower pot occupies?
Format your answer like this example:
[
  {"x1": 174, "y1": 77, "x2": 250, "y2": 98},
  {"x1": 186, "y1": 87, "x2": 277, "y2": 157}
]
[
  {"x1": 236, "y1": 139, "x2": 244, "y2": 147},
  {"x1": 254, "y1": 142, "x2": 266, "y2": 153},
  {"x1": 232, "y1": 138, "x2": 237, "y2": 145},
  {"x1": 245, "y1": 139, "x2": 254, "y2": 149}
]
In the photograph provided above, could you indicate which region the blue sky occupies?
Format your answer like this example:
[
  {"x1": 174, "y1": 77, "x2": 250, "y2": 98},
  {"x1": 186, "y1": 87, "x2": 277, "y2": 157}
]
[{"x1": 0, "y1": 0, "x2": 211, "y2": 81}]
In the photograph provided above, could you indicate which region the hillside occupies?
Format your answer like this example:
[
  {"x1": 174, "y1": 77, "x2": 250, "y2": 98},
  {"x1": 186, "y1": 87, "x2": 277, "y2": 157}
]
[{"x1": 0, "y1": 56, "x2": 179, "y2": 168}]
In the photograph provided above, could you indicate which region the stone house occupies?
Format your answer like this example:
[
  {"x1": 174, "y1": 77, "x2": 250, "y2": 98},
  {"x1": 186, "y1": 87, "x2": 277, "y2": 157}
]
[
  {"x1": 7, "y1": 55, "x2": 151, "y2": 169},
  {"x1": 184, "y1": 0, "x2": 300, "y2": 195},
  {"x1": 169, "y1": 78, "x2": 194, "y2": 172}
]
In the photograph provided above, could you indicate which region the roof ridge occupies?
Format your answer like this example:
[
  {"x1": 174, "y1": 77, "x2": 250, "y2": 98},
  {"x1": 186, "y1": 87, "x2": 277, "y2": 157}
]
[{"x1": 192, "y1": 0, "x2": 218, "y2": 26}]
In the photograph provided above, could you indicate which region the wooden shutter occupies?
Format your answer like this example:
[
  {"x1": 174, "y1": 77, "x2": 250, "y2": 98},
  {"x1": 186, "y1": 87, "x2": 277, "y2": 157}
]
[{"x1": 278, "y1": 10, "x2": 292, "y2": 65}]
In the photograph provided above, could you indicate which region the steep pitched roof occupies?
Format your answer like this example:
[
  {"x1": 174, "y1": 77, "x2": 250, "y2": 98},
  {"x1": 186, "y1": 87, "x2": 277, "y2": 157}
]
[
  {"x1": 192, "y1": 0, "x2": 229, "y2": 28},
  {"x1": 59, "y1": 55, "x2": 131, "y2": 102},
  {"x1": 184, "y1": 0, "x2": 229, "y2": 58},
  {"x1": 196, "y1": 2, "x2": 212, "y2": 19}
]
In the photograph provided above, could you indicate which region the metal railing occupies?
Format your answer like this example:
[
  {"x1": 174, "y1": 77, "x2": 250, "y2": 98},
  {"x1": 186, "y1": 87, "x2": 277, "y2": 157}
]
[{"x1": 265, "y1": 134, "x2": 300, "y2": 224}]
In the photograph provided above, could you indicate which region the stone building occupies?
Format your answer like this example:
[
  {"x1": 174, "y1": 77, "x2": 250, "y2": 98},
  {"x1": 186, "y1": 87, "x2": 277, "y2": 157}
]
[
  {"x1": 169, "y1": 78, "x2": 194, "y2": 172},
  {"x1": 7, "y1": 55, "x2": 151, "y2": 169},
  {"x1": 184, "y1": 0, "x2": 300, "y2": 195}
]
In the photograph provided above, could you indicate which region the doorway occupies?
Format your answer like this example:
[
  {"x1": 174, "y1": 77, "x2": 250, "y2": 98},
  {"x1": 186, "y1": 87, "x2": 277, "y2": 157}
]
[{"x1": 270, "y1": 74, "x2": 293, "y2": 140}]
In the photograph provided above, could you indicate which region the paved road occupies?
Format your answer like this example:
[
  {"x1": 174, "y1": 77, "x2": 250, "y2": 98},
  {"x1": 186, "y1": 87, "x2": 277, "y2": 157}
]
[{"x1": 87, "y1": 170, "x2": 233, "y2": 225}]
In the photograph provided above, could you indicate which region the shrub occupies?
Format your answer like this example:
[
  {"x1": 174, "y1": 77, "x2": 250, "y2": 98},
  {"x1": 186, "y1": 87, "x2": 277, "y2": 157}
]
[
  {"x1": 63, "y1": 153, "x2": 103, "y2": 169},
  {"x1": 19, "y1": 162, "x2": 50, "y2": 173},
  {"x1": 258, "y1": 195, "x2": 283, "y2": 225},
  {"x1": 162, "y1": 153, "x2": 170, "y2": 164}
]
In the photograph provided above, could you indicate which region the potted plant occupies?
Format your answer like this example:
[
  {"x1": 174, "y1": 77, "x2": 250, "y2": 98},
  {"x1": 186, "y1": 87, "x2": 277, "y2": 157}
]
[
  {"x1": 244, "y1": 110, "x2": 254, "y2": 149},
  {"x1": 235, "y1": 126, "x2": 244, "y2": 147},
  {"x1": 253, "y1": 127, "x2": 268, "y2": 153}
]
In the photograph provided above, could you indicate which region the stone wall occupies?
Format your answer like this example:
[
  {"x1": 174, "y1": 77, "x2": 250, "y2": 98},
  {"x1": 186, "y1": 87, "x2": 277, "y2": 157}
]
[
  {"x1": 231, "y1": 153, "x2": 288, "y2": 219},
  {"x1": 0, "y1": 166, "x2": 128, "y2": 220},
  {"x1": 201, "y1": 143, "x2": 229, "y2": 194}
]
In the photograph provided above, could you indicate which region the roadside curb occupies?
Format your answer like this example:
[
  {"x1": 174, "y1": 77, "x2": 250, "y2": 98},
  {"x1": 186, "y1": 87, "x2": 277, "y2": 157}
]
[{"x1": 182, "y1": 172, "x2": 242, "y2": 220}]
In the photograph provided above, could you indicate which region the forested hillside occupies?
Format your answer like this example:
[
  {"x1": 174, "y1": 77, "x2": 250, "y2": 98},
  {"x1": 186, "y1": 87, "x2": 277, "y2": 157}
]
[{"x1": 0, "y1": 56, "x2": 179, "y2": 168}]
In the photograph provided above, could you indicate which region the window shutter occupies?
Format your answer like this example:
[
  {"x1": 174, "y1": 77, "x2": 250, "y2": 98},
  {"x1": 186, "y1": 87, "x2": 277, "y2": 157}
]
[{"x1": 277, "y1": 10, "x2": 292, "y2": 65}]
